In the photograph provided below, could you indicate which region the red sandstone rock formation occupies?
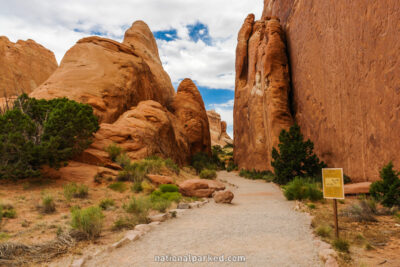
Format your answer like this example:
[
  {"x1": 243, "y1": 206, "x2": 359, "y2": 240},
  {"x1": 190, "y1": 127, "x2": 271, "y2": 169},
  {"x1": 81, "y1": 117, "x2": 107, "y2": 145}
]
[
  {"x1": 234, "y1": 14, "x2": 293, "y2": 171},
  {"x1": 171, "y1": 78, "x2": 212, "y2": 156},
  {"x1": 80, "y1": 100, "x2": 191, "y2": 166},
  {"x1": 0, "y1": 37, "x2": 57, "y2": 97},
  {"x1": 30, "y1": 21, "x2": 175, "y2": 124},
  {"x1": 260, "y1": 0, "x2": 400, "y2": 182},
  {"x1": 207, "y1": 110, "x2": 233, "y2": 147},
  {"x1": 179, "y1": 179, "x2": 225, "y2": 198}
]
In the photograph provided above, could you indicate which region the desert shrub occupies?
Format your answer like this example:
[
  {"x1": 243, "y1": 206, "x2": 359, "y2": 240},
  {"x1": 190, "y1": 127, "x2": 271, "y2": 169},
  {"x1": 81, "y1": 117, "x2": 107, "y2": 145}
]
[
  {"x1": 370, "y1": 161, "x2": 400, "y2": 207},
  {"x1": 307, "y1": 203, "x2": 316, "y2": 209},
  {"x1": 159, "y1": 184, "x2": 179, "y2": 193},
  {"x1": 71, "y1": 206, "x2": 104, "y2": 239},
  {"x1": 108, "y1": 182, "x2": 127, "y2": 193},
  {"x1": 199, "y1": 169, "x2": 217, "y2": 179},
  {"x1": 165, "y1": 158, "x2": 180, "y2": 174},
  {"x1": 99, "y1": 198, "x2": 115, "y2": 210},
  {"x1": 344, "y1": 174, "x2": 352, "y2": 184},
  {"x1": 150, "y1": 198, "x2": 171, "y2": 212},
  {"x1": 105, "y1": 143, "x2": 123, "y2": 162},
  {"x1": 124, "y1": 196, "x2": 150, "y2": 220},
  {"x1": 115, "y1": 153, "x2": 131, "y2": 168},
  {"x1": 131, "y1": 181, "x2": 143, "y2": 193},
  {"x1": 112, "y1": 216, "x2": 137, "y2": 231},
  {"x1": 316, "y1": 225, "x2": 332, "y2": 238},
  {"x1": 332, "y1": 238, "x2": 350, "y2": 253},
  {"x1": 0, "y1": 94, "x2": 99, "y2": 180},
  {"x1": 226, "y1": 161, "x2": 238, "y2": 172},
  {"x1": 151, "y1": 189, "x2": 182, "y2": 202},
  {"x1": 141, "y1": 180, "x2": 155, "y2": 194},
  {"x1": 394, "y1": 212, "x2": 400, "y2": 222},
  {"x1": 191, "y1": 151, "x2": 224, "y2": 174},
  {"x1": 271, "y1": 124, "x2": 326, "y2": 185},
  {"x1": 42, "y1": 194, "x2": 56, "y2": 214},
  {"x1": 341, "y1": 199, "x2": 377, "y2": 222},
  {"x1": 63, "y1": 183, "x2": 88, "y2": 200},
  {"x1": 239, "y1": 169, "x2": 275, "y2": 182},
  {"x1": 283, "y1": 177, "x2": 323, "y2": 201},
  {"x1": 0, "y1": 204, "x2": 17, "y2": 219}
]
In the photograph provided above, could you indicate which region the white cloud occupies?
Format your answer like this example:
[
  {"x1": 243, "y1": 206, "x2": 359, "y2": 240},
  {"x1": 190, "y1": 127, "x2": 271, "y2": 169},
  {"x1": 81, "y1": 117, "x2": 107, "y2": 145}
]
[
  {"x1": 0, "y1": 0, "x2": 262, "y2": 137},
  {"x1": 0, "y1": 0, "x2": 262, "y2": 89}
]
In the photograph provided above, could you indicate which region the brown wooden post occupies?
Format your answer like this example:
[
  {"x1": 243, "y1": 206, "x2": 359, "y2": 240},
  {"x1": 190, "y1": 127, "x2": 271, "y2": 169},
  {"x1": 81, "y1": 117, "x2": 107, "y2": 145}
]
[{"x1": 333, "y1": 199, "x2": 339, "y2": 238}]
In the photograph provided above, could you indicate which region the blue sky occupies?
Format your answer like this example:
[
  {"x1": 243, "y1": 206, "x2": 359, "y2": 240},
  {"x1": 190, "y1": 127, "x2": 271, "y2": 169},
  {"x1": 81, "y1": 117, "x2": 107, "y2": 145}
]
[{"x1": 0, "y1": 0, "x2": 262, "y2": 137}]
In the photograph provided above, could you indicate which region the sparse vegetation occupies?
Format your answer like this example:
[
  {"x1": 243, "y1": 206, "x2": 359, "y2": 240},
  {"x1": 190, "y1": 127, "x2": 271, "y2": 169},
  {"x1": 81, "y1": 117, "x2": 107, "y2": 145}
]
[
  {"x1": 341, "y1": 199, "x2": 378, "y2": 222},
  {"x1": 99, "y1": 198, "x2": 115, "y2": 210},
  {"x1": 105, "y1": 143, "x2": 123, "y2": 162},
  {"x1": 199, "y1": 169, "x2": 217, "y2": 179},
  {"x1": 370, "y1": 161, "x2": 400, "y2": 207},
  {"x1": 226, "y1": 161, "x2": 238, "y2": 172},
  {"x1": 0, "y1": 203, "x2": 17, "y2": 219},
  {"x1": 41, "y1": 194, "x2": 56, "y2": 214},
  {"x1": 271, "y1": 124, "x2": 326, "y2": 185},
  {"x1": 112, "y1": 216, "x2": 137, "y2": 231},
  {"x1": 108, "y1": 182, "x2": 127, "y2": 193},
  {"x1": 0, "y1": 94, "x2": 99, "y2": 180},
  {"x1": 316, "y1": 225, "x2": 332, "y2": 238},
  {"x1": 124, "y1": 196, "x2": 150, "y2": 223},
  {"x1": 131, "y1": 182, "x2": 143, "y2": 193},
  {"x1": 70, "y1": 206, "x2": 104, "y2": 239},
  {"x1": 332, "y1": 238, "x2": 350, "y2": 253},
  {"x1": 283, "y1": 177, "x2": 323, "y2": 201},
  {"x1": 191, "y1": 150, "x2": 224, "y2": 174},
  {"x1": 63, "y1": 183, "x2": 89, "y2": 201}
]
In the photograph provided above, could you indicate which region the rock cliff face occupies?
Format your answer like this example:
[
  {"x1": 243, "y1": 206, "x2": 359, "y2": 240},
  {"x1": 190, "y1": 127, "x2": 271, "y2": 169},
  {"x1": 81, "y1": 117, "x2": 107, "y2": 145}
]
[
  {"x1": 235, "y1": 1, "x2": 400, "y2": 181},
  {"x1": 234, "y1": 14, "x2": 293, "y2": 171},
  {"x1": 207, "y1": 110, "x2": 233, "y2": 147},
  {"x1": 0, "y1": 37, "x2": 57, "y2": 96},
  {"x1": 30, "y1": 21, "x2": 175, "y2": 124},
  {"x1": 171, "y1": 79, "x2": 212, "y2": 156}
]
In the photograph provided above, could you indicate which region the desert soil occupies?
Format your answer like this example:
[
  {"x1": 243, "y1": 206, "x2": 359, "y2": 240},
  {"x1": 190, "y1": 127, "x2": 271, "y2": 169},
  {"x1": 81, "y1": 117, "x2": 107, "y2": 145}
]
[{"x1": 83, "y1": 171, "x2": 322, "y2": 267}]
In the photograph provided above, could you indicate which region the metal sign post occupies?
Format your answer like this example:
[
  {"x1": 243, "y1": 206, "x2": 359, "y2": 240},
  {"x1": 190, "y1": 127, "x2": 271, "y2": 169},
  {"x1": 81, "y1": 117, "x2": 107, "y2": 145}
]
[{"x1": 322, "y1": 168, "x2": 345, "y2": 238}]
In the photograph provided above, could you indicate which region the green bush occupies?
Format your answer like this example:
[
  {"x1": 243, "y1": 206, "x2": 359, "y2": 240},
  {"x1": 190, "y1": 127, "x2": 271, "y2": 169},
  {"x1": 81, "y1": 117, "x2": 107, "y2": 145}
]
[
  {"x1": 271, "y1": 124, "x2": 326, "y2": 185},
  {"x1": 63, "y1": 183, "x2": 88, "y2": 200},
  {"x1": 99, "y1": 198, "x2": 115, "y2": 210},
  {"x1": 150, "y1": 198, "x2": 171, "y2": 212},
  {"x1": 105, "y1": 143, "x2": 123, "y2": 162},
  {"x1": 191, "y1": 151, "x2": 224, "y2": 174},
  {"x1": 0, "y1": 204, "x2": 17, "y2": 219},
  {"x1": 131, "y1": 181, "x2": 143, "y2": 193},
  {"x1": 42, "y1": 194, "x2": 56, "y2": 213},
  {"x1": 199, "y1": 169, "x2": 217, "y2": 179},
  {"x1": 71, "y1": 206, "x2": 104, "y2": 239},
  {"x1": 0, "y1": 94, "x2": 99, "y2": 180},
  {"x1": 239, "y1": 169, "x2": 274, "y2": 182},
  {"x1": 316, "y1": 225, "x2": 332, "y2": 238},
  {"x1": 112, "y1": 216, "x2": 137, "y2": 231},
  {"x1": 159, "y1": 184, "x2": 179, "y2": 193},
  {"x1": 226, "y1": 161, "x2": 238, "y2": 172},
  {"x1": 283, "y1": 177, "x2": 323, "y2": 201},
  {"x1": 165, "y1": 158, "x2": 180, "y2": 174},
  {"x1": 370, "y1": 162, "x2": 400, "y2": 207},
  {"x1": 341, "y1": 199, "x2": 377, "y2": 222},
  {"x1": 115, "y1": 153, "x2": 131, "y2": 168},
  {"x1": 124, "y1": 196, "x2": 151, "y2": 221},
  {"x1": 108, "y1": 182, "x2": 127, "y2": 193},
  {"x1": 332, "y1": 238, "x2": 350, "y2": 253}
]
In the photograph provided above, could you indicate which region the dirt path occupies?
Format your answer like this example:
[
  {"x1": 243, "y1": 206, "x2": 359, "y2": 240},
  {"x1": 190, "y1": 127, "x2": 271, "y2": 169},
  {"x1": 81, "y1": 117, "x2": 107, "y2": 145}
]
[{"x1": 84, "y1": 171, "x2": 322, "y2": 266}]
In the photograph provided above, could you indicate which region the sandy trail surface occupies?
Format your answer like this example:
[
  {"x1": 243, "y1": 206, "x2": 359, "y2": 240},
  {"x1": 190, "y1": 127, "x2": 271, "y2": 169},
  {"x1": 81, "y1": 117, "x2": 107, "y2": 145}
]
[{"x1": 84, "y1": 171, "x2": 322, "y2": 267}]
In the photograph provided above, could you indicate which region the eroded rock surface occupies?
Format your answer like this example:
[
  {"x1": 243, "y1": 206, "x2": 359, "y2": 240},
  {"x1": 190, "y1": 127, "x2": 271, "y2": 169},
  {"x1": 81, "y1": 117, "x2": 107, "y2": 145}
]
[
  {"x1": 171, "y1": 79, "x2": 211, "y2": 156},
  {"x1": 234, "y1": 14, "x2": 293, "y2": 171},
  {"x1": 0, "y1": 37, "x2": 57, "y2": 96},
  {"x1": 30, "y1": 21, "x2": 174, "y2": 124},
  {"x1": 207, "y1": 110, "x2": 233, "y2": 147},
  {"x1": 179, "y1": 179, "x2": 225, "y2": 198},
  {"x1": 260, "y1": 0, "x2": 400, "y2": 181}
]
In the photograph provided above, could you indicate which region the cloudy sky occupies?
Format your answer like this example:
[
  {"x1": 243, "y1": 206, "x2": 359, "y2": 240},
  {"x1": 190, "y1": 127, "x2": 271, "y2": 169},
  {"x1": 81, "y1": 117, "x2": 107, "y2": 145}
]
[{"x1": 0, "y1": 0, "x2": 262, "y2": 137}]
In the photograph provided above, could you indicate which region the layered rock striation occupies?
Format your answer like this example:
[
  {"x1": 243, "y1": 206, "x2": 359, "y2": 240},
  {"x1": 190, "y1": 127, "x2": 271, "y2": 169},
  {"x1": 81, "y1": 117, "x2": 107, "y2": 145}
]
[
  {"x1": 235, "y1": 1, "x2": 400, "y2": 181},
  {"x1": 234, "y1": 14, "x2": 293, "y2": 171},
  {"x1": 207, "y1": 110, "x2": 233, "y2": 147},
  {"x1": 0, "y1": 37, "x2": 57, "y2": 96}
]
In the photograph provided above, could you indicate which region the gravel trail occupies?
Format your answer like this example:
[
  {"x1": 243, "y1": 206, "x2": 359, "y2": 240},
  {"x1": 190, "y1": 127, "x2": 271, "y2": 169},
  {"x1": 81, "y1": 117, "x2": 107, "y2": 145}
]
[{"x1": 85, "y1": 171, "x2": 322, "y2": 267}]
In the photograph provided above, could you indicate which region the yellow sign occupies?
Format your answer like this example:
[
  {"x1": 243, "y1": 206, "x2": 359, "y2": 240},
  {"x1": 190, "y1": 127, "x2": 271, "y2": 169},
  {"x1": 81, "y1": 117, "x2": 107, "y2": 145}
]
[{"x1": 322, "y1": 168, "x2": 344, "y2": 199}]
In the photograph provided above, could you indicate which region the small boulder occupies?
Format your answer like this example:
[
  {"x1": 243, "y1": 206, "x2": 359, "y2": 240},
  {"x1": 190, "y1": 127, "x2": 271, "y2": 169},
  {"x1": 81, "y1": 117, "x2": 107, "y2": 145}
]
[
  {"x1": 213, "y1": 190, "x2": 234, "y2": 204},
  {"x1": 177, "y1": 203, "x2": 190, "y2": 209},
  {"x1": 179, "y1": 179, "x2": 225, "y2": 198},
  {"x1": 344, "y1": 182, "x2": 372, "y2": 195},
  {"x1": 147, "y1": 174, "x2": 174, "y2": 186}
]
